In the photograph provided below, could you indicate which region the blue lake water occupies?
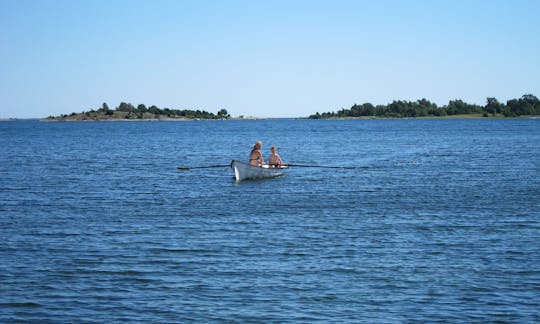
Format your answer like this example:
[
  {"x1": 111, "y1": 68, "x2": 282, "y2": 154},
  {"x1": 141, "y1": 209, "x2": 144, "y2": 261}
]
[{"x1": 1, "y1": 118, "x2": 539, "y2": 322}]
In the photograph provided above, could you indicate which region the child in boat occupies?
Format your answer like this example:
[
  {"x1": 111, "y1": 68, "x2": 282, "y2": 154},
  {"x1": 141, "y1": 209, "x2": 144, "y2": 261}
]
[{"x1": 268, "y1": 146, "x2": 282, "y2": 167}]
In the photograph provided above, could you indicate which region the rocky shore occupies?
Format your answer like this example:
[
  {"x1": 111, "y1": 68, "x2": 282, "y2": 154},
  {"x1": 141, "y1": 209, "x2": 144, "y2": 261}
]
[{"x1": 42, "y1": 111, "x2": 199, "y2": 121}]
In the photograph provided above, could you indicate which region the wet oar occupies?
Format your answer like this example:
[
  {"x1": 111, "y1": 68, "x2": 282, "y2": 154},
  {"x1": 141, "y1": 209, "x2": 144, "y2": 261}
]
[
  {"x1": 285, "y1": 163, "x2": 357, "y2": 169},
  {"x1": 177, "y1": 163, "x2": 231, "y2": 171}
]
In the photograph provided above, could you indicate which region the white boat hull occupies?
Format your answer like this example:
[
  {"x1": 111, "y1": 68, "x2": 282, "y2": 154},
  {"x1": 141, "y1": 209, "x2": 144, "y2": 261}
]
[{"x1": 231, "y1": 160, "x2": 287, "y2": 181}]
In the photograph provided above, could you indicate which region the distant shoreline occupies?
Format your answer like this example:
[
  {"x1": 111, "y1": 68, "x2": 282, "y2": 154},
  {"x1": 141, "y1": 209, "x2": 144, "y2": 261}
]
[
  {"x1": 2, "y1": 115, "x2": 539, "y2": 122},
  {"x1": 40, "y1": 116, "x2": 267, "y2": 122},
  {"x1": 315, "y1": 114, "x2": 504, "y2": 120}
]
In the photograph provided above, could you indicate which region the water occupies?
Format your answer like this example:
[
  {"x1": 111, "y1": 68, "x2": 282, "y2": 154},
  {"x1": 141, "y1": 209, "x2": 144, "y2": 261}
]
[{"x1": 1, "y1": 118, "x2": 539, "y2": 322}]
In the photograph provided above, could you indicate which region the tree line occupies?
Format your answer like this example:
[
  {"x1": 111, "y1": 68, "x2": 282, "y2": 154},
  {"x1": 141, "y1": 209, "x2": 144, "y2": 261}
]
[
  {"x1": 309, "y1": 94, "x2": 540, "y2": 119},
  {"x1": 92, "y1": 102, "x2": 230, "y2": 119}
]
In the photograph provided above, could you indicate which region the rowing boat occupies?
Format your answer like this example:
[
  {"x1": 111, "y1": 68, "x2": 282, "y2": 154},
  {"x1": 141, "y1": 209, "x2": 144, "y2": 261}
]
[{"x1": 231, "y1": 160, "x2": 288, "y2": 181}]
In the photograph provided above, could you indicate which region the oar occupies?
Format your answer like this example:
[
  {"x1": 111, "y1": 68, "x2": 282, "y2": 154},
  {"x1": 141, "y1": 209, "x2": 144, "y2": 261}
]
[
  {"x1": 285, "y1": 163, "x2": 357, "y2": 169},
  {"x1": 177, "y1": 163, "x2": 231, "y2": 171}
]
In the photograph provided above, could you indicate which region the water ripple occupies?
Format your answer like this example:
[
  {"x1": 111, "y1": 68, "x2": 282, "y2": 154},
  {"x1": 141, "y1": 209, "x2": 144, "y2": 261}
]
[{"x1": 1, "y1": 119, "x2": 539, "y2": 322}]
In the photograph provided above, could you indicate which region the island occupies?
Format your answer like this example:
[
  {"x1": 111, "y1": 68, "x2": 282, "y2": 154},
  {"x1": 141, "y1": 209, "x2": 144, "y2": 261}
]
[
  {"x1": 43, "y1": 102, "x2": 231, "y2": 121},
  {"x1": 42, "y1": 94, "x2": 540, "y2": 121},
  {"x1": 309, "y1": 94, "x2": 540, "y2": 119}
]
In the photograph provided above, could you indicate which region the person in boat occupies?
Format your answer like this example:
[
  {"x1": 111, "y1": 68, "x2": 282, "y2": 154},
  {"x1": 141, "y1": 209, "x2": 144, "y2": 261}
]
[
  {"x1": 268, "y1": 146, "x2": 283, "y2": 168},
  {"x1": 249, "y1": 141, "x2": 264, "y2": 166}
]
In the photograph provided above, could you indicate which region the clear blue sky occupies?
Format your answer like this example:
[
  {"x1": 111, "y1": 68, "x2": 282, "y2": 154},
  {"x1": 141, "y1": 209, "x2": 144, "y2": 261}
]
[{"x1": 1, "y1": 0, "x2": 539, "y2": 118}]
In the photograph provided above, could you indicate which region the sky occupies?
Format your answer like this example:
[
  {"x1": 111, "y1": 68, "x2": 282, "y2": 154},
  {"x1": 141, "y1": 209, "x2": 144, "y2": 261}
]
[{"x1": 1, "y1": 0, "x2": 539, "y2": 118}]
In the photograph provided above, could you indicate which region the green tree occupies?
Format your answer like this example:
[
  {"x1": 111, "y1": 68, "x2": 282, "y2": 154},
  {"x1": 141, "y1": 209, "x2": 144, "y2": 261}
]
[
  {"x1": 485, "y1": 97, "x2": 503, "y2": 116},
  {"x1": 137, "y1": 104, "x2": 147, "y2": 113},
  {"x1": 521, "y1": 94, "x2": 540, "y2": 115},
  {"x1": 96, "y1": 102, "x2": 112, "y2": 114},
  {"x1": 507, "y1": 94, "x2": 540, "y2": 116},
  {"x1": 217, "y1": 109, "x2": 230, "y2": 118},
  {"x1": 148, "y1": 105, "x2": 160, "y2": 115},
  {"x1": 118, "y1": 102, "x2": 135, "y2": 112}
]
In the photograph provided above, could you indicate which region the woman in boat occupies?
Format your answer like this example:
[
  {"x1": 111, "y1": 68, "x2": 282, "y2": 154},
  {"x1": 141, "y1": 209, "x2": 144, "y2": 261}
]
[
  {"x1": 268, "y1": 146, "x2": 282, "y2": 168},
  {"x1": 249, "y1": 141, "x2": 264, "y2": 166}
]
